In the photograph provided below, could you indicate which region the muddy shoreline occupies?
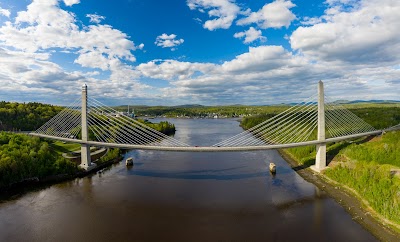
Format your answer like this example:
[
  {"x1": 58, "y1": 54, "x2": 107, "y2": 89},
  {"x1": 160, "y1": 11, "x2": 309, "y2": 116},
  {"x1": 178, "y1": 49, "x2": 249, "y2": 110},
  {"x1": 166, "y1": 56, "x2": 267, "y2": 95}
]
[{"x1": 278, "y1": 149, "x2": 400, "y2": 241}]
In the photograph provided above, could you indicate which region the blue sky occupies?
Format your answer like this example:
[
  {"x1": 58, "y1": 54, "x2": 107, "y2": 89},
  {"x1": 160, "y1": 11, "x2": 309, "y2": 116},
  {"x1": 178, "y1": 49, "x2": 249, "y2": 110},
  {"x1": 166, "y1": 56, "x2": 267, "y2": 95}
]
[{"x1": 0, "y1": 0, "x2": 399, "y2": 106}]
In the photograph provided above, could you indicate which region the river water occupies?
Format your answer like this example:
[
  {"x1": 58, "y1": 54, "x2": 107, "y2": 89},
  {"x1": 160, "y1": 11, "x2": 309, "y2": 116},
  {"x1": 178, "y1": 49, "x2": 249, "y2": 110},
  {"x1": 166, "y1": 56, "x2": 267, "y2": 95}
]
[{"x1": 0, "y1": 118, "x2": 377, "y2": 241}]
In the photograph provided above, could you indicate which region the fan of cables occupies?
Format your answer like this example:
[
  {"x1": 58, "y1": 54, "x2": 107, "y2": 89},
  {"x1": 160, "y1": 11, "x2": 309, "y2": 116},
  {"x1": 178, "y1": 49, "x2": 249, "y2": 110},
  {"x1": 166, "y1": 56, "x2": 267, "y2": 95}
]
[{"x1": 35, "y1": 97, "x2": 189, "y2": 147}]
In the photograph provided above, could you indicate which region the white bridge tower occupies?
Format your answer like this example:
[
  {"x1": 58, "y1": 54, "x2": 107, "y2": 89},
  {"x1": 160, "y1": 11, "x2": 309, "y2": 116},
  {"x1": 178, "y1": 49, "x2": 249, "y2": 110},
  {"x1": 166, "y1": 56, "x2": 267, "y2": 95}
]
[
  {"x1": 311, "y1": 80, "x2": 327, "y2": 172},
  {"x1": 79, "y1": 84, "x2": 95, "y2": 170}
]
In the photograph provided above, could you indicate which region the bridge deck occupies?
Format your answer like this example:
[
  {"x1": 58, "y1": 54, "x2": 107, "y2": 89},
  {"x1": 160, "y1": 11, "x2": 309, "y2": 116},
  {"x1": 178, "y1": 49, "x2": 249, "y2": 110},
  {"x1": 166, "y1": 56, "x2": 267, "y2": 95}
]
[{"x1": 29, "y1": 130, "x2": 383, "y2": 152}]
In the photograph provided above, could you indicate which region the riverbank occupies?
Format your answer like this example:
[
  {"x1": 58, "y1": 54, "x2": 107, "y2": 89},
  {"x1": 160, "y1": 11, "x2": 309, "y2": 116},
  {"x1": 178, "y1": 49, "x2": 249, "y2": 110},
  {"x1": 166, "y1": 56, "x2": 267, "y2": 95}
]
[
  {"x1": 278, "y1": 149, "x2": 400, "y2": 241},
  {"x1": 0, "y1": 154, "x2": 123, "y2": 200}
]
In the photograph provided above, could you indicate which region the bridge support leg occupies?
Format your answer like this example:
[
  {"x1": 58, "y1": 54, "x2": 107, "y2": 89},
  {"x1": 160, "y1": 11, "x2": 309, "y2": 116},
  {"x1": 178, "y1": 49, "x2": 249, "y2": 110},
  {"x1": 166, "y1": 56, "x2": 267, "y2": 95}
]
[
  {"x1": 80, "y1": 144, "x2": 91, "y2": 169},
  {"x1": 79, "y1": 84, "x2": 96, "y2": 171},
  {"x1": 311, "y1": 81, "x2": 327, "y2": 172},
  {"x1": 314, "y1": 144, "x2": 326, "y2": 171}
]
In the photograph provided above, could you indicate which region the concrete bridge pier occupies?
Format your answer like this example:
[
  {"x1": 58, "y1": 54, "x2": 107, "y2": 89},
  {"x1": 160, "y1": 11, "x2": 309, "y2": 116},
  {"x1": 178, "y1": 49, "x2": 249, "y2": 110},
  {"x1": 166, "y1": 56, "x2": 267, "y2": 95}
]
[
  {"x1": 311, "y1": 81, "x2": 327, "y2": 172},
  {"x1": 79, "y1": 84, "x2": 96, "y2": 170}
]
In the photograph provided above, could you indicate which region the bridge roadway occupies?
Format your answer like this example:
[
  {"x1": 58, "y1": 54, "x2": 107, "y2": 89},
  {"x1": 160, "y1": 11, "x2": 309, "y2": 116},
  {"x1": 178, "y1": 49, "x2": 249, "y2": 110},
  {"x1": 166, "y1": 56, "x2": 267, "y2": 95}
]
[{"x1": 29, "y1": 130, "x2": 384, "y2": 152}]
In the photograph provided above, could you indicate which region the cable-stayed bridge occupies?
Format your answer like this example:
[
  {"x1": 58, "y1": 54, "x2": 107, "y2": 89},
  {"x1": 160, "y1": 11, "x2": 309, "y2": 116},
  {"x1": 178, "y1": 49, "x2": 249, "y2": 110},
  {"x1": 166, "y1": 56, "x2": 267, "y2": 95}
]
[{"x1": 29, "y1": 82, "x2": 399, "y2": 172}]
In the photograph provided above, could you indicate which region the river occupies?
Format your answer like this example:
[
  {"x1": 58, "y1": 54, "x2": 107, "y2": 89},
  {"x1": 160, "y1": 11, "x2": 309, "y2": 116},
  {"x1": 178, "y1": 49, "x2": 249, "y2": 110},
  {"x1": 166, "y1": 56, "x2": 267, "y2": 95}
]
[{"x1": 0, "y1": 118, "x2": 377, "y2": 241}]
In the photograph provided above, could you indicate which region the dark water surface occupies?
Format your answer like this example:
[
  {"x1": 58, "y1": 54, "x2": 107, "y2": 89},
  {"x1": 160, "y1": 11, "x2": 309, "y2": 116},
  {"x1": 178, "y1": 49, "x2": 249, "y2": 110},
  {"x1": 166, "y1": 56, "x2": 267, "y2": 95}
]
[{"x1": 0, "y1": 119, "x2": 377, "y2": 241}]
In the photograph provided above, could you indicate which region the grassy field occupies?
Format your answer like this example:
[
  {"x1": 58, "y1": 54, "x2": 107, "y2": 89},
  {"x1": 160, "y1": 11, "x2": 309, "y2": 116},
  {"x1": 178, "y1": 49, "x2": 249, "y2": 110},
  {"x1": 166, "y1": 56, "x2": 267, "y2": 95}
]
[
  {"x1": 324, "y1": 131, "x2": 400, "y2": 225},
  {"x1": 49, "y1": 141, "x2": 81, "y2": 154}
]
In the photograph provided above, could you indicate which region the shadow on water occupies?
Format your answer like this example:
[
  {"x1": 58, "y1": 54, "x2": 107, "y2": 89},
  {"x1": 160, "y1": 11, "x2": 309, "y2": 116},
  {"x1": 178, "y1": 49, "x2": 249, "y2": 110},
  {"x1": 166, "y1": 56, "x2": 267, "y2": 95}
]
[
  {"x1": 292, "y1": 162, "x2": 313, "y2": 172},
  {"x1": 275, "y1": 187, "x2": 328, "y2": 211},
  {"x1": 122, "y1": 168, "x2": 269, "y2": 180},
  {"x1": 166, "y1": 166, "x2": 247, "y2": 174},
  {"x1": 0, "y1": 184, "x2": 52, "y2": 203},
  {"x1": 121, "y1": 163, "x2": 295, "y2": 181}
]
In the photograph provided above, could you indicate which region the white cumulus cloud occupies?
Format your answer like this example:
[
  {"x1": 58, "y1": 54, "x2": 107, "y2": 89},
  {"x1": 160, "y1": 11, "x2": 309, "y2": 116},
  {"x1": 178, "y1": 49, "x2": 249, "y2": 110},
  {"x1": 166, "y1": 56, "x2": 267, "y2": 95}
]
[
  {"x1": 291, "y1": 0, "x2": 400, "y2": 64},
  {"x1": 137, "y1": 60, "x2": 215, "y2": 80},
  {"x1": 155, "y1": 33, "x2": 184, "y2": 50},
  {"x1": 234, "y1": 27, "x2": 266, "y2": 44},
  {"x1": 0, "y1": 0, "x2": 149, "y2": 103},
  {"x1": 187, "y1": 0, "x2": 241, "y2": 30},
  {"x1": 0, "y1": 0, "x2": 141, "y2": 67},
  {"x1": 86, "y1": 13, "x2": 105, "y2": 24},
  {"x1": 0, "y1": 7, "x2": 10, "y2": 17},
  {"x1": 135, "y1": 40, "x2": 400, "y2": 105},
  {"x1": 63, "y1": 0, "x2": 80, "y2": 7},
  {"x1": 237, "y1": 0, "x2": 296, "y2": 29}
]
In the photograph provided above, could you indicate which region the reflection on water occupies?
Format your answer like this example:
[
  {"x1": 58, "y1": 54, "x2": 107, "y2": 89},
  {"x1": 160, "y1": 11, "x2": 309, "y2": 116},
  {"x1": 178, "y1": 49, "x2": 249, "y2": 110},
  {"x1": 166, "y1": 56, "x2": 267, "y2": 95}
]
[
  {"x1": 0, "y1": 118, "x2": 377, "y2": 241},
  {"x1": 123, "y1": 167, "x2": 267, "y2": 180}
]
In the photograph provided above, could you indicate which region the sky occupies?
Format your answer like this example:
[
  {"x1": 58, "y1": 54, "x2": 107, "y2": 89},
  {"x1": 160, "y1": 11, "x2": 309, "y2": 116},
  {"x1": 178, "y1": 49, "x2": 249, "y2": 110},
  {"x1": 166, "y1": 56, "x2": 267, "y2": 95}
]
[{"x1": 0, "y1": 0, "x2": 399, "y2": 106}]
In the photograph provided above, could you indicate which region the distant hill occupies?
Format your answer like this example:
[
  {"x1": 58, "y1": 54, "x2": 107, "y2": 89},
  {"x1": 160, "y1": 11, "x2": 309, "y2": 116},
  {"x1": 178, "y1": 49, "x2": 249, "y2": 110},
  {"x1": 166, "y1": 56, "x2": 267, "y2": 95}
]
[
  {"x1": 115, "y1": 100, "x2": 399, "y2": 108},
  {"x1": 172, "y1": 104, "x2": 204, "y2": 108},
  {"x1": 331, "y1": 100, "x2": 400, "y2": 104}
]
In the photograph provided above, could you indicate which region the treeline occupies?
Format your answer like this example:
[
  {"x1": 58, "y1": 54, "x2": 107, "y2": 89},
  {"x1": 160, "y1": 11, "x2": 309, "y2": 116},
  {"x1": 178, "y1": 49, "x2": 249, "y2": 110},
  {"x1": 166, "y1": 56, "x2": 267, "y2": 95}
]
[
  {"x1": 0, "y1": 132, "x2": 77, "y2": 189},
  {"x1": 349, "y1": 107, "x2": 400, "y2": 129},
  {"x1": 115, "y1": 105, "x2": 288, "y2": 118},
  {"x1": 0, "y1": 101, "x2": 62, "y2": 131},
  {"x1": 117, "y1": 103, "x2": 399, "y2": 121},
  {"x1": 241, "y1": 113, "x2": 283, "y2": 130},
  {"x1": 139, "y1": 120, "x2": 176, "y2": 136}
]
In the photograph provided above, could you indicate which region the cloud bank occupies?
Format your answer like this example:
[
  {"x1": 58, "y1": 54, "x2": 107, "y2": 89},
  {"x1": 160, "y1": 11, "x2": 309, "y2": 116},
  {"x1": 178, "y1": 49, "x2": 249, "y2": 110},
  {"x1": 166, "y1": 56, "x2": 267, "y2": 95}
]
[{"x1": 0, "y1": 0, "x2": 399, "y2": 106}]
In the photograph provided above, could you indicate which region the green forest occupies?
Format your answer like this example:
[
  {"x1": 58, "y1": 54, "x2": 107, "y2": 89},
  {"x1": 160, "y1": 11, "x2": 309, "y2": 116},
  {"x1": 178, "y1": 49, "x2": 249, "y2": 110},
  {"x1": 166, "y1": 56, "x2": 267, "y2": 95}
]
[
  {"x1": 0, "y1": 132, "x2": 77, "y2": 188},
  {"x1": 0, "y1": 101, "x2": 63, "y2": 131},
  {"x1": 138, "y1": 120, "x2": 176, "y2": 135}
]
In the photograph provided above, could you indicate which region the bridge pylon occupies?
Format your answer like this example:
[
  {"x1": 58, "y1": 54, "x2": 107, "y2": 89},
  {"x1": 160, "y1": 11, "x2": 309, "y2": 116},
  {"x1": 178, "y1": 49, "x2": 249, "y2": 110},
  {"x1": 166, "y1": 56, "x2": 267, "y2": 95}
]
[
  {"x1": 311, "y1": 80, "x2": 326, "y2": 172},
  {"x1": 79, "y1": 84, "x2": 95, "y2": 170}
]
